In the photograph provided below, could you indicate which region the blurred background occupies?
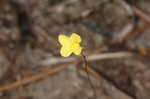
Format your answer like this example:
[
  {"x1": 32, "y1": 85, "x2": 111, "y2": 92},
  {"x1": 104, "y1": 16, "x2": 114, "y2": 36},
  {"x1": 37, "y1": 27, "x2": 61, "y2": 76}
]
[{"x1": 0, "y1": 0, "x2": 150, "y2": 99}]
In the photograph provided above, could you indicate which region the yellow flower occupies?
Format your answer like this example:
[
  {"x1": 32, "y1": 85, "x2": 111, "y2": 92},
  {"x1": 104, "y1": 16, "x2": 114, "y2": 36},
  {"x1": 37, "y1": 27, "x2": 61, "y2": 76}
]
[{"x1": 58, "y1": 33, "x2": 83, "y2": 57}]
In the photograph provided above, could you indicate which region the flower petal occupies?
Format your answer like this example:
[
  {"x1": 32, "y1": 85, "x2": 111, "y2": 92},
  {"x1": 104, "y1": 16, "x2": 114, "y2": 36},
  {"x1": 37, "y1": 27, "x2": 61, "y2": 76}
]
[
  {"x1": 58, "y1": 34, "x2": 69, "y2": 45},
  {"x1": 70, "y1": 33, "x2": 81, "y2": 43},
  {"x1": 73, "y1": 44, "x2": 82, "y2": 55},
  {"x1": 60, "y1": 46, "x2": 72, "y2": 57}
]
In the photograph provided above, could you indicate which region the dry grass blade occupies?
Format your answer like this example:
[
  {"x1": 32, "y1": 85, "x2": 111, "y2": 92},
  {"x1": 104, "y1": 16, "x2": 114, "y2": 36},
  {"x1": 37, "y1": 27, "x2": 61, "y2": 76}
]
[
  {"x1": 0, "y1": 63, "x2": 73, "y2": 91},
  {"x1": 132, "y1": 6, "x2": 150, "y2": 25},
  {"x1": 123, "y1": 24, "x2": 149, "y2": 41}
]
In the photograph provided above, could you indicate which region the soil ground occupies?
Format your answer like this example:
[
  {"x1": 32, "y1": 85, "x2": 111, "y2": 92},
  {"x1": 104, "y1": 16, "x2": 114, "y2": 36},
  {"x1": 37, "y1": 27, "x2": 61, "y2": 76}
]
[{"x1": 0, "y1": 0, "x2": 150, "y2": 99}]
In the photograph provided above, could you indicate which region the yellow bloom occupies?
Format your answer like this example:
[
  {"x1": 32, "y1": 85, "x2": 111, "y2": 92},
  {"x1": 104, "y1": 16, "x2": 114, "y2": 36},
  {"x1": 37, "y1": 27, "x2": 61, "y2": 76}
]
[{"x1": 58, "y1": 33, "x2": 83, "y2": 57}]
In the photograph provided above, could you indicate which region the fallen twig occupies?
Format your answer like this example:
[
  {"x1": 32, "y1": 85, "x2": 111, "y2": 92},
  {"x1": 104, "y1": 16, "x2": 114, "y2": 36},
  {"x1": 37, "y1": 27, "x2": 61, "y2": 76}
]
[{"x1": 41, "y1": 52, "x2": 133, "y2": 66}]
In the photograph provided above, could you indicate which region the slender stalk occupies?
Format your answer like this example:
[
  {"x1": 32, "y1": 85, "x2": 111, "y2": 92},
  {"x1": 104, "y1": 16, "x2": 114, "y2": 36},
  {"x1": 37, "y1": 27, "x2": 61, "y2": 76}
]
[{"x1": 81, "y1": 53, "x2": 97, "y2": 98}]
